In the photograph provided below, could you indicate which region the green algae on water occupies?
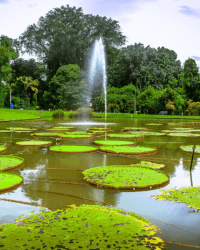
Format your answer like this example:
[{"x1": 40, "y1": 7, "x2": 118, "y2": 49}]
[
  {"x1": 94, "y1": 140, "x2": 135, "y2": 146},
  {"x1": 0, "y1": 146, "x2": 7, "y2": 154},
  {"x1": 50, "y1": 145, "x2": 99, "y2": 153},
  {"x1": 0, "y1": 204, "x2": 165, "y2": 249},
  {"x1": 0, "y1": 172, "x2": 23, "y2": 192},
  {"x1": 15, "y1": 141, "x2": 52, "y2": 146},
  {"x1": 180, "y1": 145, "x2": 200, "y2": 154},
  {"x1": 0, "y1": 155, "x2": 24, "y2": 172},
  {"x1": 83, "y1": 166, "x2": 169, "y2": 189},
  {"x1": 153, "y1": 186, "x2": 200, "y2": 209},
  {"x1": 100, "y1": 145, "x2": 157, "y2": 155}
]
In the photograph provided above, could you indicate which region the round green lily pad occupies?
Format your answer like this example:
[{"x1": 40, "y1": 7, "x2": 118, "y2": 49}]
[
  {"x1": 15, "y1": 141, "x2": 52, "y2": 146},
  {"x1": 32, "y1": 132, "x2": 60, "y2": 137},
  {"x1": 180, "y1": 145, "x2": 200, "y2": 154},
  {"x1": 0, "y1": 146, "x2": 7, "y2": 153},
  {"x1": 0, "y1": 155, "x2": 24, "y2": 172},
  {"x1": 162, "y1": 129, "x2": 200, "y2": 133},
  {"x1": 0, "y1": 172, "x2": 23, "y2": 192},
  {"x1": 100, "y1": 145, "x2": 157, "y2": 155},
  {"x1": 6, "y1": 127, "x2": 37, "y2": 131},
  {"x1": 46, "y1": 128, "x2": 71, "y2": 132},
  {"x1": 50, "y1": 145, "x2": 99, "y2": 154},
  {"x1": 65, "y1": 131, "x2": 94, "y2": 135},
  {"x1": 107, "y1": 133, "x2": 144, "y2": 139},
  {"x1": 136, "y1": 161, "x2": 165, "y2": 170},
  {"x1": 0, "y1": 205, "x2": 165, "y2": 249},
  {"x1": 87, "y1": 129, "x2": 108, "y2": 134},
  {"x1": 83, "y1": 166, "x2": 169, "y2": 189},
  {"x1": 0, "y1": 130, "x2": 13, "y2": 133},
  {"x1": 139, "y1": 131, "x2": 165, "y2": 136},
  {"x1": 58, "y1": 134, "x2": 94, "y2": 139},
  {"x1": 88, "y1": 127, "x2": 112, "y2": 131},
  {"x1": 53, "y1": 126, "x2": 76, "y2": 129},
  {"x1": 146, "y1": 123, "x2": 163, "y2": 126},
  {"x1": 94, "y1": 140, "x2": 135, "y2": 146},
  {"x1": 153, "y1": 186, "x2": 200, "y2": 209},
  {"x1": 122, "y1": 127, "x2": 147, "y2": 132},
  {"x1": 167, "y1": 133, "x2": 200, "y2": 137}
]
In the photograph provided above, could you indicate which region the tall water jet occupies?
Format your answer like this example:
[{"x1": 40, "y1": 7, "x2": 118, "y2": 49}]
[{"x1": 88, "y1": 37, "x2": 107, "y2": 121}]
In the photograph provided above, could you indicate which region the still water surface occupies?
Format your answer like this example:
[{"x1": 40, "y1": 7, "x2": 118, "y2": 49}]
[{"x1": 0, "y1": 117, "x2": 200, "y2": 249}]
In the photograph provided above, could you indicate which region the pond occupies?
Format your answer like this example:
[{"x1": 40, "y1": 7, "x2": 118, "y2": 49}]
[{"x1": 0, "y1": 116, "x2": 200, "y2": 249}]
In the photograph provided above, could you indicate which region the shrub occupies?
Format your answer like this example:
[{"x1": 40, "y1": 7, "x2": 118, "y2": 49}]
[
  {"x1": 185, "y1": 100, "x2": 200, "y2": 115},
  {"x1": 52, "y1": 109, "x2": 65, "y2": 118},
  {"x1": 108, "y1": 103, "x2": 120, "y2": 113},
  {"x1": 69, "y1": 108, "x2": 94, "y2": 119},
  {"x1": 165, "y1": 100, "x2": 175, "y2": 115}
]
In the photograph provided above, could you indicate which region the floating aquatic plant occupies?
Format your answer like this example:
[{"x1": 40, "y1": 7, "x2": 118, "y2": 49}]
[
  {"x1": 57, "y1": 134, "x2": 94, "y2": 139},
  {"x1": 153, "y1": 186, "x2": 200, "y2": 209},
  {"x1": 50, "y1": 145, "x2": 99, "y2": 153},
  {"x1": 136, "y1": 161, "x2": 165, "y2": 170},
  {"x1": 180, "y1": 145, "x2": 200, "y2": 154},
  {"x1": 107, "y1": 133, "x2": 144, "y2": 139},
  {"x1": 122, "y1": 127, "x2": 147, "y2": 132},
  {"x1": 94, "y1": 140, "x2": 135, "y2": 146},
  {"x1": 167, "y1": 133, "x2": 200, "y2": 137},
  {"x1": 0, "y1": 155, "x2": 24, "y2": 172},
  {"x1": 132, "y1": 131, "x2": 165, "y2": 136},
  {"x1": 5, "y1": 127, "x2": 37, "y2": 131},
  {"x1": 100, "y1": 145, "x2": 157, "y2": 155},
  {"x1": 0, "y1": 172, "x2": 23, "y2": 192},
  {"x1": 0, "y1": 204, "x2": 165, "y2": 249},
  {"x1": 0, "y1": 146, "x2": 7, "y2": 153},
  {"x1": 146, "y1": 123, "x2": 163, "y2": 126},
  {"x1": 83, "y1": 165, "x2": 169, "y2": 189},
  {"x1": 15, "y1": 141, "x2": 52, "y2": 146},
  {"x1": 32, "y1": 132, "x2": 60, "y2": 137}
]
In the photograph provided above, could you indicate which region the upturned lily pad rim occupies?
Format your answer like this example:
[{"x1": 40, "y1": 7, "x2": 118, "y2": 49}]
[
  {"x1": 0, "y1": 146, "x2": 7, "y2": 153},
  {"x1": 83, "y1": 165, "x2": 169, "y2": 189},
  {"x1": 0, "y1": 172, "x2": 24, "y2": 192},
  {"x1": 15, "y1": 141, "x2": 52, "y2": 146},
  {"x1": 0, "y1": 155, "x2": 24, "y2": 172},
  {"x1": 94, "y1": 140, "x2": 136, "y2": 146},
  {"x1": 99, "y1": 145, "x2": 157, "y2": 155},
  {"x1": 50, "y1": 145, "x2": 99, "y2": 154},
  {"x1": 180, "y1": 145, "x2": 200, "y2": 154}
]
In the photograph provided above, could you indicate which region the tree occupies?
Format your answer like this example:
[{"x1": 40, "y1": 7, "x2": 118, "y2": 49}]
[
  {"x1": 43, "y1": 64, "x2": 87, "y2": 110},
  {"x1": 0, "y1": 35, "x2": 18, "y2": 107},
  {"x1": 19, "y1": 5, "x2": 126, "y2": 79}
]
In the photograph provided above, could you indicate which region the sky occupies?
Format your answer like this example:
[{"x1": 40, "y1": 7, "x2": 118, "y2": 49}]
[{"x1": 0, "y1": 0, "x2": 200, "y2": 68}]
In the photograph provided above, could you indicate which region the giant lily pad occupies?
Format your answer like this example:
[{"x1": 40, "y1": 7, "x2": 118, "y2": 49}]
[
  {"x1": 50, "y1": 145, "x2": 99, "y2": 154},
  {"x1": 6, "y1": 127, "x2": 37, "y2": 131},
  {"x1": 0, "y1": 146, "x2": 7, "y2": 153},
  {"x1": 0, "y1": 205, "x2": 165, "y2": 249},
  {"x1": 94, "y1": 140, "x2": 135, "y2": 146},
  {"x1": 46, "y1": 127, "x2": 73, "y2": 132},
  {"x1": 136, "y1": 161, "x2": 165, "y2": 170},
  {"x1": 100, "y1": 145, "x2": 157, "y2": 155},
  {"x1": 88, "y1": 127, "x2": 112, "y2": 131},
  {"x1": 65, "y1": 131, "x2": 94, "y2": 135},
  {"x1": 0, "y1": 155, "x2": 24, "y2": 172},
  {"x1": 122, "y1": 127, "x2": 147, "y2": 132},
  {"x1": 83, "y1": 166, "x2": 169, "y2": 189},
  {"x1": 180, "y1": 145, "x2": 200, "y2": 154},
  {"x1": 162, "y1": 129, "x2": 200, "y2": 133},
  {"x1": 15, "y1": 140, "x2": 52, "y2": 146},
  {"x1": 153, "y1": 186, "x2": 200, "y2": 209},
  {"x1": 167, "y1": 133, "x2": 200, "y2": 137},
  {"x1": 107, "y1": 133, "x2": 144, "y2": 139},
  {"x1": 58, "y1": 134, "x2": 94, "y2": 139},
  {"x1": 132, "y1": 131, "x2": 165, "y2": 136},
  {"x1": 32, "y1": 132, "x2": 60, "y2": 137},
  {"x1": 146, "y1": 123, "x2": 163, "y2": 126},
  {"x1": 0, "y1": 172, "x2": 23, "y2": 192}
]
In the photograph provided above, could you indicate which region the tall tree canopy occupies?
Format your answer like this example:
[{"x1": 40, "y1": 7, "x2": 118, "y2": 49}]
[{"x1": 19, "y1": 5, "x2": 126, "y2": 79}]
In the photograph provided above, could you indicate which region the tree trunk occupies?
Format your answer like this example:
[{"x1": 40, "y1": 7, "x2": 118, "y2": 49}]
[{"x1": 0, "y1": 80, "x2": 4, "y2": 108}]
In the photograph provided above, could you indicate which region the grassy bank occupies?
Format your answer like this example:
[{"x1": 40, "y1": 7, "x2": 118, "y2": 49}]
[{"x1": 92, "y1": 112, "x2": 200, "y2": 119}]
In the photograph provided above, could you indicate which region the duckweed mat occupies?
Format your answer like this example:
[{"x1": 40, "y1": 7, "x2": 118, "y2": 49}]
[
  {"x1": 83, "y1": 166, "x2": 169, "y2": 189},
  {"x1": 50, "y1": 145, "x2": 99, "y2": 154},
  {"x1": 58, "y1": 134, "x2": 94, "y2": 139},
  {"x1": 180, "y1": 145, "x2": 200, "y2": 154},
  {"x1": 153, "y1": 186, "x2": 200, "y2": 209},
  {"x1": 0, "y1": 155, "x2": 24, "y2": 172},
  {"x1": 15, "y1": 141, "x2": 52, "y2": 146},
  {"x1": 107, "y1": 133, "x2": 144, "y2": 139},
  {"x1": 136, "y1": 161, "x2": 165, "y2": 169},
  {"x1": 94, "y1": 140, "x2": 135, "y2": 146},
  {"x1": 0, "y1": 172, "x2": 24, "y2": 192},
  {"x1": 167, "y1": 133, "x2": 200, "y2": 137},
  {"x1": 0, "y1": 204, "x2": 165, "y2": 250},
  {"x1": 100, "y1": 145, "x2": 157, "y2": 155},
  {"x1": 0, "y1": 146, "x2": 7, "y2": 153}
]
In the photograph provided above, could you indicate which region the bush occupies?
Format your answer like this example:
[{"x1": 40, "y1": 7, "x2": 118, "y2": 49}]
[
  {"x1": 52, "y1": 109, "x2": 65, "y2": 118},
  {"x1": 185, "y1": 100, "x2": 200, "y2": 115},
  {"x1": 12, "y1": 96, "x2": 21, "y2": 109},
  {"x1": 69, "y1": 108, "x2": 94, "y2": 119},
  {"x1": 108, "y1": 103, "x2": 120, "y2": 113}
]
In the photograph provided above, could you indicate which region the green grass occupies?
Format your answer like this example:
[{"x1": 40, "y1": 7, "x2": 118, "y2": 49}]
[
  {"x1": 0, "y1": 204, "x2": 165, "y2": 249},
  {"x1": 0, "y1": 172, "x2": 23, "y2": 191},
  {"x1": 153, "y1": 186, "x2": 200, "y2": 209},
  {"x1": 83, "y1": 165, "x2": 169, "y2": 189},
  {"x1": 0, "y1": 155, "x2": 24, "y2": 172},
  {"x1": 15, "y1": 141, "x2": 52, "y2": 146},
  {"x1": 50, "y1": 145, "x2": 98, "y2": 153},
  {"x1": 180, "y1": 145, "x2": 200, "y2": 154},
  {"x1": 100, "y1": 145, "x2": 157, "y2": 155}
]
